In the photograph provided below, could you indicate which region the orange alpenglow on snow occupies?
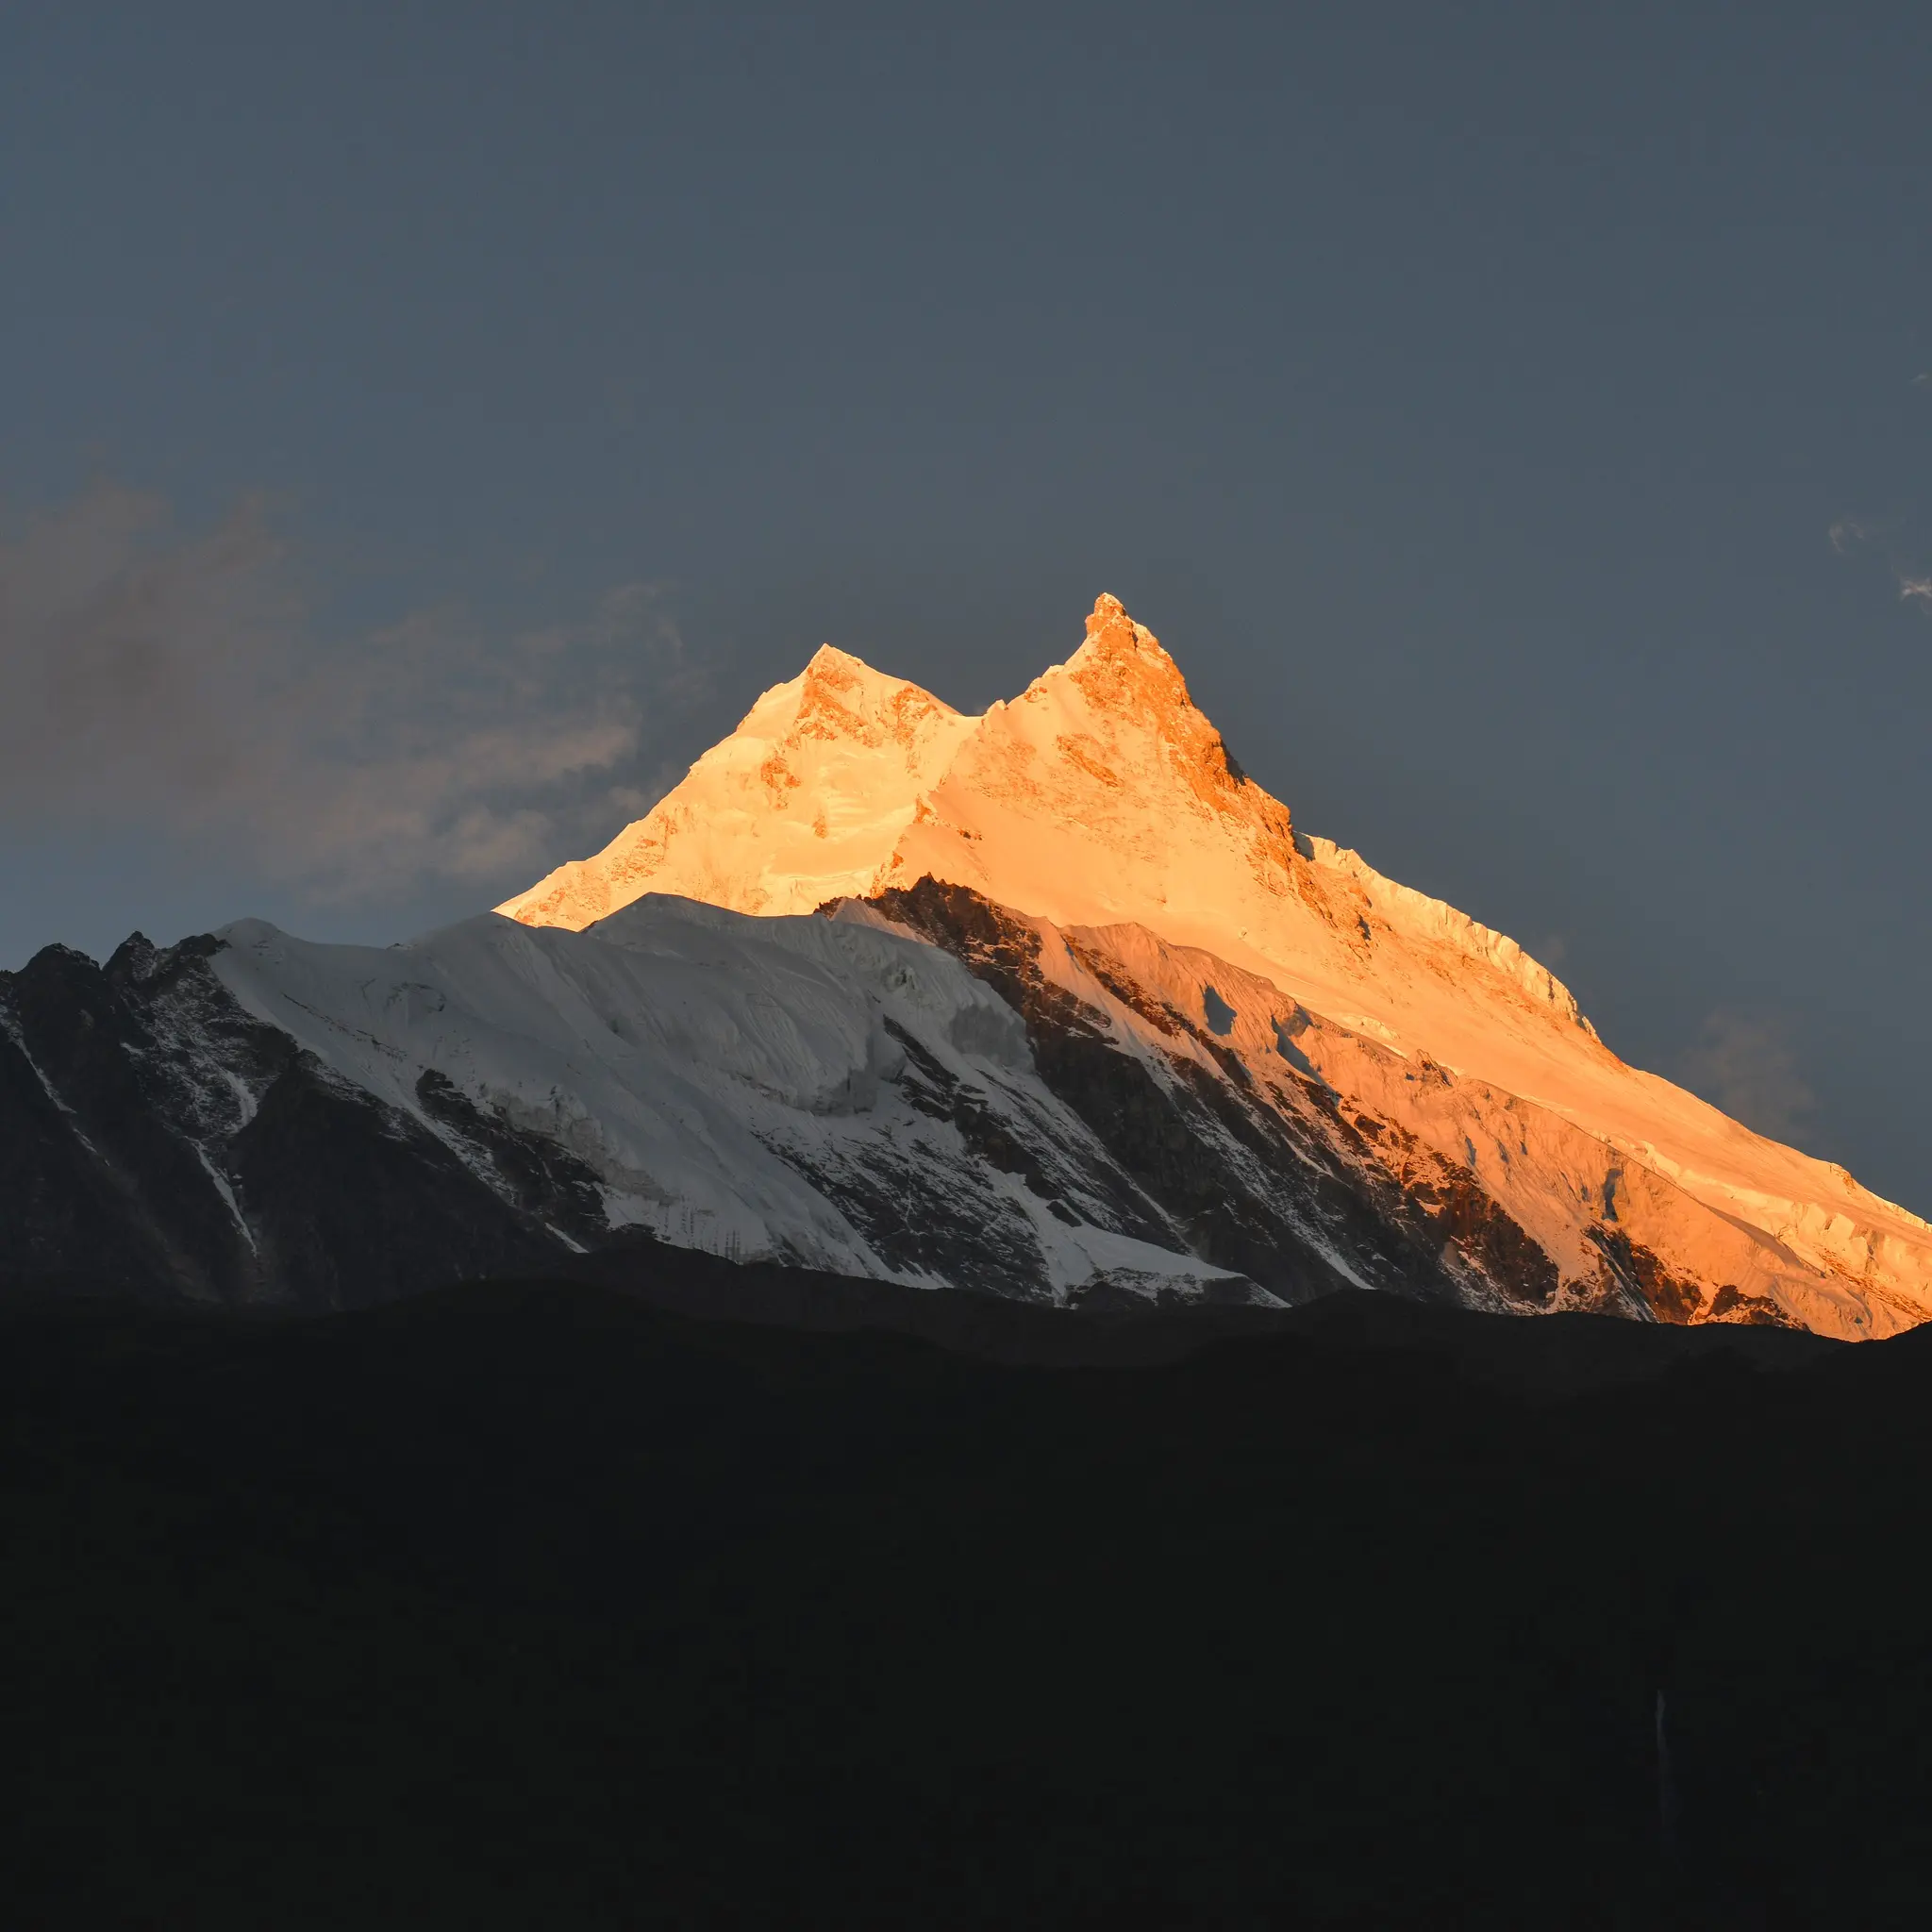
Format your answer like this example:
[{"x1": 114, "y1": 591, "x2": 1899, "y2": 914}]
[
  {"x1": 504, "y1": 641, "x2": 976, "y2": 928},
  {"x1": 500, "y1": 594, "x2": 1932, "y2": 1339}
]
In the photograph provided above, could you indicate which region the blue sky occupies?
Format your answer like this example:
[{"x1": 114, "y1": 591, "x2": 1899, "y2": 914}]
[{"x1": 3, "y1": 4, "x2": 1929, "y2": 1204}]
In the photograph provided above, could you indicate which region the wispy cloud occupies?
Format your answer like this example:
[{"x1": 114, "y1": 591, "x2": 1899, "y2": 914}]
[
  {"x1": 1827, "y1": 509, "x2": 1932, "y2": 618},
  {"x1": 1829, "y1": 515, "x2": 1874, "y2": 557},
  {"x1": 1830, "y1": 376, "x2": 1932, "y2": 608},
  {"x1": 1680, "y1": 1008, "x2": 1815, "y2": 1142},
  {"x1": 0, "y1": 482, "x2": 711, "y2": 899}
]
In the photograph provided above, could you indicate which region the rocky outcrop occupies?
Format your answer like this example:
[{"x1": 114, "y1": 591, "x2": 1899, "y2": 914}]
[
  {"x1": 0, "y1": 936, "x2": 575, "y2": 1309},
  {"x1": 869, "y1": 879, "x2": 1586, "y2": 1313}
]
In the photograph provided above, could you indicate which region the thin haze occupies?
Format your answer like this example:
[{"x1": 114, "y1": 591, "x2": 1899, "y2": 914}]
[{"x1": 2, "y1": 4, "x2": 1928, "y2": 1208}]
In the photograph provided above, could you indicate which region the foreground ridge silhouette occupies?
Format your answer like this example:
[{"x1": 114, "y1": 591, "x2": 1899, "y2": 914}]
[{"x1": 3, "y1": 1261, "x2": 1925, "y2": 1922}]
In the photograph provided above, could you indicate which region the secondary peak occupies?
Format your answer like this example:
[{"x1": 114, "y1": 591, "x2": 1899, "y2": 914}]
[
  {"x1": 796, "y1": 641, "x2": 906, "y2": 711},
  {"x1": 806, "y1": 641, "x2": 873, "y2": 676}
]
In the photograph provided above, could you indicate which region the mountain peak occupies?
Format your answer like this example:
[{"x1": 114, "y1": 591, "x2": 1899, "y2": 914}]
[
  {"x1": 1064, "y1": 593, "x2": 1196, "y2": 716},
  {"x1": 790, "y1": 643, "x2": 964, "y2": 754},
  {"x1": 496, "y1": 632, "x2": 975, "y2": 926},
  {"x1": 489, "y1": 595, "x2": 1932, "y2": 1338},
  {"x1": 796, "y1": 641, "x2": 910, "y2": 714},
  {"x1": 1075, "y1": 592, "x2": 1169, "y2": 671},
  {"x1": 805, "y1": 641, "x2": 874, "y2": 677},
  {"x1": 1026, "y1": 594, "x2": 1245, "y2": 813}
]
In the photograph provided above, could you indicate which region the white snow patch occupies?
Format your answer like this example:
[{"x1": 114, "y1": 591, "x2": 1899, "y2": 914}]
[{"x1": 192, "y1": 1142, "x2": 258, "y2": 1255}]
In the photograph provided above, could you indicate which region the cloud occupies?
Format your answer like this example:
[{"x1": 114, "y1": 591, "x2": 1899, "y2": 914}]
[
  {"x1": 1680, "y1": 1008, "x2": 1815, "y2": 1142},
  {"x1": 1827, "y1": 511, "x2": 1932, "y2": 616},
  {"x1": 0, "y1": 482, "x2": 712, "y2": 899}
]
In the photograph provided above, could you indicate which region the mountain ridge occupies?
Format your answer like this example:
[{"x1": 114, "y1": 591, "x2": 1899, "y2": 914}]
[
  {"x1": 6, "y1": 870, "x2": 1916, "y2": 1337},
  {"x1": 492, "y1": 595, "x2": 1932, "y2": 1337},
  {"x1": 7, "y1": 594, "x2": 1925, "y2": 1339}
]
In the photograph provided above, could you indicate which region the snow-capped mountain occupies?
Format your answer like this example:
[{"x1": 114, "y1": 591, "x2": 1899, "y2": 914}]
[
  {"x1": 6, "y1": 595, "x2": 1925, "y2": 1337},
  {"x1": 0, "y1": 891, "x2": 1504, "y2": 1315},
  {"x1": 496, "y1": 595, "x2": 1932, "y2": 1339}
]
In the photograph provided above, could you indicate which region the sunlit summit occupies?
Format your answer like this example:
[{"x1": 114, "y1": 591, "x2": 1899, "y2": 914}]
[{"x1": 489, "y1": 595, "x2": 1932, "y2": 1341}]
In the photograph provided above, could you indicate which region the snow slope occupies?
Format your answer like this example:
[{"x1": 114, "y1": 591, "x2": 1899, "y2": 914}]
[
  {"x1": 503, "y1": 646, "x2": 975, "y2": 928},
  {"x1": 207, "y1": 897, "x2": 1265, "y2": 1307},
  {"x1": 8, "y1": 881, "x2": 1909, "y2": 1330},
  {"x1": 501, "y1": 595, "x2": 1932, "y2": 1338},
  {"x1": 1008, "y1": 905, "x2": 1899, "y2": 1338}
]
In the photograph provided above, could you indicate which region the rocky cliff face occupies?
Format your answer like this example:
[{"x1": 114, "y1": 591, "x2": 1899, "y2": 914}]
[
  {"x1": 863, "y1": 880, "x2": 1879, "y2": 1326},
  {"x1": 0, "y1": 935, "x2": 568, "y2": 1307}
]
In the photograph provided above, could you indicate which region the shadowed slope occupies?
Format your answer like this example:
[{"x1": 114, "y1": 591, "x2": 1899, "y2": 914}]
[{"x1": 1, "y1": 1272, "x2": 1922, "y2": 1924}]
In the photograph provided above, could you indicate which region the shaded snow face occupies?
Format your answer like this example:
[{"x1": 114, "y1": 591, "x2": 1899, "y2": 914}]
[{"x1": 203, "y1": 895, "x2": 1277, "y2": 1307}]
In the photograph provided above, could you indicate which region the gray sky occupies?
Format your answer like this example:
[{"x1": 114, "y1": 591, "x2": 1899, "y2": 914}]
[{"x1": 3, "y1": 4, "x2": 1929, "y2": 1208}]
